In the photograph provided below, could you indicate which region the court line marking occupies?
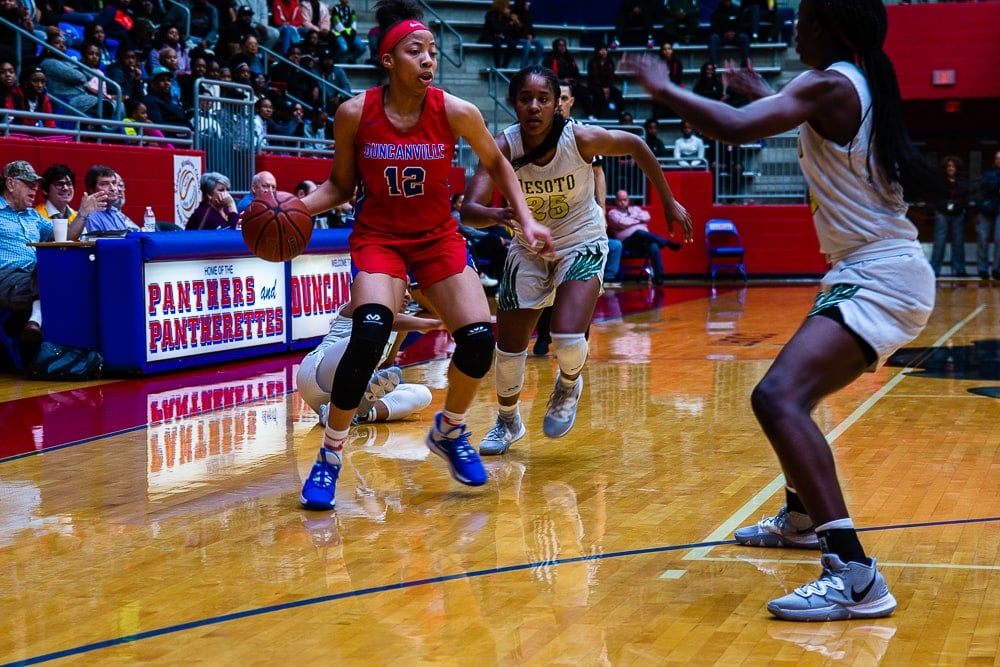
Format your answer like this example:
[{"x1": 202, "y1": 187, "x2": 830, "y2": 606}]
[
  {"x1": 9, "y1": 514, "x2": 1000, "y2": 666},
  {"x1": 684, "y1": 304, "x2": 986, "y2": 561}
]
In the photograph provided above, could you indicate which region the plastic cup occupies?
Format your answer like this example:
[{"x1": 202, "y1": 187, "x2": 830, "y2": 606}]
[{"x1": 52, "y1": 218, "x2": 68, "y2": 242}]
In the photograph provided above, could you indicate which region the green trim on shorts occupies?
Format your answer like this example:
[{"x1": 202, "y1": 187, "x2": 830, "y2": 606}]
[{"x1": 808, "y1": 283, "x2": 860, "y2": 317}]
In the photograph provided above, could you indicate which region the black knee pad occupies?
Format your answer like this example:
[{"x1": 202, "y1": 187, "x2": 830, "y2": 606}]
[
  {"x1": 451, "y1": 321, "x2": 495, "y2": 379},
  {"x1": 330, "y1": 303, "x2": 394, "y2": 411}
]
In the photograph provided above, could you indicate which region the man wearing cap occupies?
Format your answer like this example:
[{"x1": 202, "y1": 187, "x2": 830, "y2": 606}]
[
  {"x1": 223, "y1": 3, "x2": 279, "y2": 58},
  {"x1": 0, "y1": 160, "x2": 53, "y2": 343},
  {"x1": 142, "y1": 66, "x2": 190, "y2": 132}
]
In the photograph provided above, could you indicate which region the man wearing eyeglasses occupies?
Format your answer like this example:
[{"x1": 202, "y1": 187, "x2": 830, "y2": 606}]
[{"x1": 34, "y1": 163, "x2": 103, "y2": 241}]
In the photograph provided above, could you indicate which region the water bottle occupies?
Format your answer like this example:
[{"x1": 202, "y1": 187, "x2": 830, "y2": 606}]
[
  {"x1": 622, "y1": 80, "x2": 628, "y2": 96},
  {"x1": 143, "y1": 206, "x2": 156, "y2": 232}
]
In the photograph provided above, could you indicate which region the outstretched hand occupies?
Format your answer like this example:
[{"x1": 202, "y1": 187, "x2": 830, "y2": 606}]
[
  {"x1": 721, "y1": 60, "x2": 774, "y2": 101},
  {"x1": 664, "y1": 200, "x2": 694, "y2": 244},
  {"x1": 627, "y1": 53, "x2": 679, "y2": 101}
]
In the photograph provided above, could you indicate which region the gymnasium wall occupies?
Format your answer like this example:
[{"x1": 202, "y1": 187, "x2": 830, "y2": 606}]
[{"x1": 4, "y1": 138, "x2": 824, "y2": 275}]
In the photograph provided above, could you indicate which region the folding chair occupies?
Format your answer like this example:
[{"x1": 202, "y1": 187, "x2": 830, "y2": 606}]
[{"x1": 705, "y1": 218, "x2": 747, "y2": 282}]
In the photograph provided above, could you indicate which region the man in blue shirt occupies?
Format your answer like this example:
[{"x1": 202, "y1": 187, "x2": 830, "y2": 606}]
[
  {"x1": 0, "y1": 161, "x2": 52, "y2": 342},
  {"x1": 81, "y1": 165, "x2": 139, "y2": 233}
]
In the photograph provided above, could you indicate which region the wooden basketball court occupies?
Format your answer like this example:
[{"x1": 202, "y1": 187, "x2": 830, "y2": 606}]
[{"x1": 1, "y1": 280, "x2": 998, "y2": 664}]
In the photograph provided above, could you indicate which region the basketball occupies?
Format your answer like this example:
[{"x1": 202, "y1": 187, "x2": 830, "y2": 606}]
[{"x1": 241, "y1": 191, "x2": 314, "y2": 262}]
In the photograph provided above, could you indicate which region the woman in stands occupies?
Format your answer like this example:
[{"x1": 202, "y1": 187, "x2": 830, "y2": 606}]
[
  {"x1": 13, "y1": 67, "x2": 56, "y2": 128},
  {"x1": 634, "y1": 0, "x2": 939, "y2": 622},
  {"x1": 296, "y1": 0, "x2": 554, "y2": 510},
  {"x1": 461, "y1": 65, "x2": 691, "y2": 456}
]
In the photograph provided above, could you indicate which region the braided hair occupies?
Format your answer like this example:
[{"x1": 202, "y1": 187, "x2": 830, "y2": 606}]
[
  {"x1": 820, "y1": 0, "x2": 938, "y2": 201},
  {"x1": 507, "y1": 66, "x2": 568, "y2": 171}
]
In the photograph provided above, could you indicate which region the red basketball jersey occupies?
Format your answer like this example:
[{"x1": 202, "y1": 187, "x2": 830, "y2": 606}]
[{"x1": 353, "y1": 86, "x2": 457, "y2": 235}]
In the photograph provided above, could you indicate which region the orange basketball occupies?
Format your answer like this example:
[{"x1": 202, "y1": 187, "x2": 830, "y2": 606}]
[{"x1": 241, "y1": 191, "x2": 314, "y2": 262}]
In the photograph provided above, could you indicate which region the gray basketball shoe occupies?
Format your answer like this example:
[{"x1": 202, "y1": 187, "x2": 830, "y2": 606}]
[
  {"x1": 479, "y1": 413, "x2": 526, "y2": 455},
  {"x1": 355, "y1": 366, "x2": 403, "y2": 423},
  {"x1": 767, "y1": 553, "x2": 897, "y2": 621},
  {"x1": 734, "y1": 505, "x2": 820, "y2": 549},
  {"x1": 542, "y1": 376, "x2": 583, "y2": 438}
]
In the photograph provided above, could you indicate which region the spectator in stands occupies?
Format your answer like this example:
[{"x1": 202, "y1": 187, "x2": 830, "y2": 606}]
[
  {"x1": 0, "y1": 60, "x2": 17, "y2": 119},
  {"x1": 119, "y1": 17, "x2": 155, "y2": 66},
  {"x1": 479, "y1": 0, "x2": 515, "y2": 69},
  {"x1": 267, "y1": 96, "x2": 305, "y2": 152},
  {"x1": 295, "y1": 179, "x2": 333, "y2": 228},
  {"x1": 613, "y1": 0, "x2": 661, "y2": 48},
  {"x1": 708, "y1": 0, "x2": 751, "y2": 67},
  {"x1": 34, "y1": 164, "x2": 98, "y2": 240},
  {"x1": 315, "y1": 48, "x2": 353, "y2": 100},
  {"x1": 296, "y1": 29, "x2": 321, "y2": 61},
  {"x1": 236, "y1": 169, "x2": 276, "y2": 212},
  {"x1": 0, "y1": 0, "x2": 38, "y2": 66},
  {"x1": 122, "y1": 97, "x2": 174, "y2": 146},
  {"x1": 303, "y1": 105, "x2": 332, "y2": 149},
  {"x1": 740, "y1": 0, "x2": 778, "y2": 43},
  {"x1": 270, "y1": 46, "x2": 319, "y2": 104},
  {"x1": 651, "y1": 41, "x2": 684, "y2": 119},
  {"x1": 142, "y1": 66, "x2": 190, "y2": 132},
  {"x1": 976, "y1": 149, "x2": 1000, "y2": 280},
  {"x1": 105, "y1": 47, "x2": 145, "y2": 102},
  {"x1": 510, "y1": 0, "x2": 544, "y2": 69},
  {"x1": 693, "y1": 61, "x2": 726, "y2": 102},
  {"x1": 250, "y1": 72, "x2": 271, "y2": 100},
  {"x1": 232, "y1": 60, "x2": 255, "y2": 90},
  {"x1": 82, "y1": 164, "x2": 138, "y2": 233},
  {"x1": 231, "y1": 34, "x2": 266, "y2": 74},
  {"x1": 673, "y1": 120, "x2": 706, "y2": 167},
  {"x1": 83, "y1": 23, "x2": 116, "y2": 68},
  {"x1": 929, "y1": 155, "x2": 970, "y2": 278},
  {"x1": 586, "y1": 43, "x2": 623, "y2": 120},
  {"x1": 186, "y1": 172, "x2": 240, "y2": 230},
  {"x1": 543, "y1": 39, "x2": 588, "y2": 117},
  {"x1": 300, "y1": 0, "x2": 331, "y2": 46},
  {"x1": 663, "y1": 0, "x2": 700, "y2": 45},
  {"x1": 179, "y1": 55, "x2": 208, "y2": 109},
  {"x1": 0, "y1": 160, "x2": 51, "y2": 343},
  {"x1": 36, "y1": 0, "x2": 70, "y2": 44},
  {"x1": 330, "y1": 0, "x2": 367, "y2": 63},
  {"x1": 150, "y1": 25, "x2": 191, "y2": 76},
  {"x1": 39, "y1": 35, "x2": 118, "y2": 120},
  {"x1": 273, "y1": 0, "x2": 307, "y2": 55},
  {"x1": 12, "y1": 67, "x2": 55, "y2": 128},
  {"x1": 643, "y1": 117, "x2": 669, "y2": 158},
  {"x1": 187, "y1": 0, "x2": 221, "y2": 52},
  {"x1": 222, "y1": 5, "x2": 267, "y2": 61},
  {"x1": 252, "y1": 95, "x2": 271, "y2": 151},
  {"x1": 238, "y1": 1, "x2": 280, "y2": 52},
  {"x1": 93, "y1": 0, "x2": 137, "y2": 44},
  {"x1": 607, "y1": 189, "x2": 681, "y2": 285}
]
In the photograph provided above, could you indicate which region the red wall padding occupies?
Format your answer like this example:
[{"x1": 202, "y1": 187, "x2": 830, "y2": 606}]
[
  {"x1": 1, "y1": 137, "x2": 200, "y2": 224},
  {"x1": 4, "y1": 137, "x2": 825, "y2": 275}
]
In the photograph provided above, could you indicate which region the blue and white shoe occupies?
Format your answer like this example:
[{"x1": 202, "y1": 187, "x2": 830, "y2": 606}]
[
  {"x1": 300, "y1": 453, "x2": 340, "y2": 510},
  {"x1": 425, "y1": 413, "x2": 487, "y2": 486}
]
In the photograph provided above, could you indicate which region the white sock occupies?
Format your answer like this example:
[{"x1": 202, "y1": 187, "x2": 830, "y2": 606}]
[
  {"x1": 320, "y1": 425, "x2": 348, "y2": 466},
  {"x1": 30, "y1": 300, "x2": 42, "y2": 325}
]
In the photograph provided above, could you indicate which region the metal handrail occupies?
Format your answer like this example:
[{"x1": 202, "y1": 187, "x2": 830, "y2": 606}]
[
  {"x1": 0, "y1": 16, "x2": 123, "y2": 120},
  {"x1": 485, "y1": 67, "x2": 515, "y2": 134},
  {"x1": 1, "y1": 108, "x2": 193, "y2": 145},
  {"x1": 163, "y1": 0, "x2": 192, "y2": 45},
  {"x1": 418, "y1": 0, "x2": 464, "y2": 80},
  {"x1": 259, "y1": 45, "x2": 352, "y2": 108}
]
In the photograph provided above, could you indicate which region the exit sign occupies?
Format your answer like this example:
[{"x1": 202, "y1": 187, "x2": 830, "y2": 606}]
[{"x1": 932, "y1": 69, "x2": 956, "y2": 86}]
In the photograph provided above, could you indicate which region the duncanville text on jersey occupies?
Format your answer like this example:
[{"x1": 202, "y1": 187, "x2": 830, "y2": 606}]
[{"x1": 361, "y1": 143, "x2": 448, "y2": 160}]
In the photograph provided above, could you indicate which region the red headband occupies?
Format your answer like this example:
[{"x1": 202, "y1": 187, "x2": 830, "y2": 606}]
[{"x1": 378, "y1": 20, "x2": 429, "y2": 58}]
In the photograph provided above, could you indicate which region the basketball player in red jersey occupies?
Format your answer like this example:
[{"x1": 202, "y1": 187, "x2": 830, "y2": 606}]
[{"x1": 296, "y1": 0, "x2": 554, "y2": 510}]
